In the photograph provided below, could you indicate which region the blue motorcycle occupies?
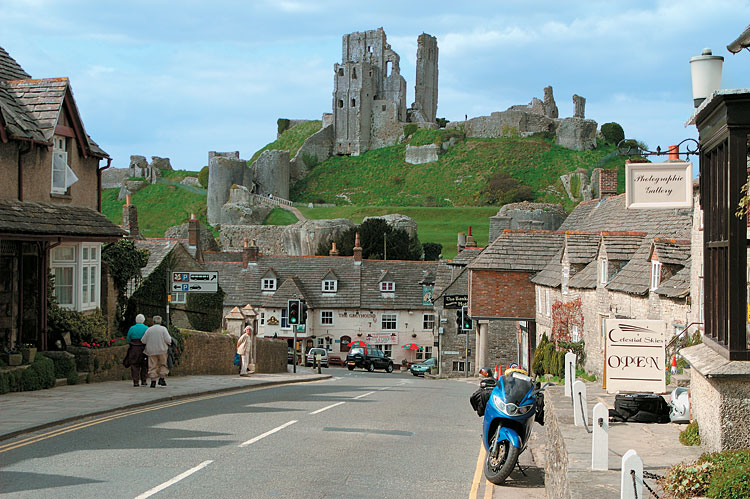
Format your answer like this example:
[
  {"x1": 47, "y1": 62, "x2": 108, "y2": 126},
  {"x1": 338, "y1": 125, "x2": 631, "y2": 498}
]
[{"x1": 469, "y1": 367, "x2": 551, "y2": 484}]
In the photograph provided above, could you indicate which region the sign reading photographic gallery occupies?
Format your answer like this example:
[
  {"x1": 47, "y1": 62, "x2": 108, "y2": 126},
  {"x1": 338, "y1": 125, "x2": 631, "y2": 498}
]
[
  {"x1": 625, "y1": 161, "x2": 692, "y2": 209},
  {"x1": 605, "y1": 319, "x2": 666, "y2": 394}
]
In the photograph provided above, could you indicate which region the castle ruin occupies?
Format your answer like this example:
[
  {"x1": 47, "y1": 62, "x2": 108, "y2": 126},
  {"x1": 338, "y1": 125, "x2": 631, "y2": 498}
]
[{"x1": 333, "y1": 28, "x2": 438, "y2": 156}]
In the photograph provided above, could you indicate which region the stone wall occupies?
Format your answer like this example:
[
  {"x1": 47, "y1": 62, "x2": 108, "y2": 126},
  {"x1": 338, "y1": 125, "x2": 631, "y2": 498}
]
[
  {"x1": 221, "y1": 225, "x2": 285, "y2": 254},
  {"x1": 171, "y1": 331, "x2": 236, "y2": 376},
  {"x1": 489, "y1": 202, "x2": 566, "y2": 242},
  {"x1": 290, "y1": 124, "x2": 332, "y2": 181},
  {"x1": 68, "y1": 345, "x2": 130, "y2": 383},
  {"x1": 253, "y1": 150, "x2": 290, "y2": 200},
  {"x1": 544, "y1": 385, "x2": 572, "y2": 499},
  {"x1": 254, "y1": 337, "x2": 287, "y2": 373},
  {"x1": 220, "y1": 219, "x2": 355, "y2": 256},
  {"x1": 371, "y1": 100, "x2": 406, "y2": 150},
  {"x1": 449, "y1": 110, "x2": 556, "y2": 139},
  {"x1": 405, "y1": 144, "x2": 439, "y2": 164},
  {"x1": 207, "y1": 156, "x2": 248, "y2": 225}
]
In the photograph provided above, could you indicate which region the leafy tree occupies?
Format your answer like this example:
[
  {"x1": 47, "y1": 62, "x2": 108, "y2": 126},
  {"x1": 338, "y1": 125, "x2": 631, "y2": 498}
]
[
  {"x1": 315, "y1": 219, "x2": 422, "y2": 260},
  {"x1": 423, "y1": 242, "x2": 442, "y2": 261},
  {"x1": 600, "y1": 122, "x2": 625, "y2": 145},
  {"x1": 198, "y1": 166, "x2": 209, "y2": 189},
  {"x1": 479, "y1": 171, "x2": 534, "y2": 205}
]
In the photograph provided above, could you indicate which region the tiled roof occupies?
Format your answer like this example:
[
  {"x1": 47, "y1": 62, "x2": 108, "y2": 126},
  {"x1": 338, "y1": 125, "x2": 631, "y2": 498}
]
[
  {"x1": 559, "y1": 194, "x2": 692, "y2": 239},
  {"x1": 201, "y1": 250, "x2": 242, "y2": 263},
  {"x1": 0, "y1": 199, "x2": 125, "y2": 239},
  {"x1": 0, "y1": 83, "x2": 46, "y2": 141},
  {"x1": 656, "y1": 264, "x2": 691, "y2": 298},
  {"x1": 652, "y1": 238, "x2": 691, "y2": 265},
  {"x1": 600, "y1": 233, "x2": 645, "y2": 261},
  {"x1": 568, "y1": 260, "x2": 598, "y2": 289},
  {"x1": 5, "y1": 78, "x2": 67, "y2": 142},
  {"x1": 531, "y1": 249, "x2": 563, "y2": 287},
  {"x1": 468, "y1": 230, "x2": 564, "y2": 272},
  {"x1": 451, "y1": 247, "x2": 483, "y2": 265},
  {"x1": 134, "y1": 239, "x2": 182, "y2": 278},
  {"x1": 606, "y1": 242, "x2": 652, "y2": 295},
  {"x1": 432, "y1": 262, "x2": 454, "y2": 299},
  {"x1": 438, "y1": 266, "x2": 469, "y2": 298},
  {"x1": 0, "y1": 46, "x2": 30, "y2": 81},
  {"x1": 564, "y1": 233, "x2": 600, "y2": 264},
  {"x1": 360, "y1": 260, "x2": 438, "y2": 310}
]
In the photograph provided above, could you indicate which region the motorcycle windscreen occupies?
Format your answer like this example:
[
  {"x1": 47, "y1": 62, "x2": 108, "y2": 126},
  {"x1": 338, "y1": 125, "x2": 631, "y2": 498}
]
[{"x1": 499, "y1": 373, "x2": 534, "y2": 405}]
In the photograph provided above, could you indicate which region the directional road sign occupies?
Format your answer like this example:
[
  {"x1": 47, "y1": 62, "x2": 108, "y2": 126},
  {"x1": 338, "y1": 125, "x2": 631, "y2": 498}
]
[{"x1": 171, "y1": 271, "x2": 219, "y2": 293}]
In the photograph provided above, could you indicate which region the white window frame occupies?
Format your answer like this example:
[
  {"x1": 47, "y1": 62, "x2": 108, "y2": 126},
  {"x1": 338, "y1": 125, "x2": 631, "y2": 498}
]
[
  {"x1": 423, "y1": 313, "x2": 435, "y2": 330},
  {"x1": 562, "y1": 265, "x2": 570, "y2": 295},
  {"x1": 281, "y1": 308, "x2": 290, "y2": 329},
  {"x1": 381, "y1": 313, "x2": 397, "y2": 330},
  {"x1": 536, "y1": 287, "x2": 542, "y2": 314},
  {"x1": 380, "y1": 281, "x2": 395, "y2": 292},
  {"x1": 321, "y1": 310, "x2": 334, "y2": 326},
  {"x1": 262, "y1": 278, "x2": 276, "y2": 291},
  {"x1": 571, "y1": 324, "x2": 580, "y2": 342},
  {"x1": 51, "y1": 136, "x2": 68, "y2": 194},
  {"x1": 545, "y1": 289, "x2": 551, "y2": 317},
  {"x1": 650, "y1": 261, "x2": 662, "y2": 291},
  {"x1": 50, "y1": 242, "x2": 101, "y2": 311},
  {"x1": 383, "y1": 344, "x2": 393, "y2": 357},
  {"x1": 416, "y1": 345, "x2": 433, "y2": 360},
  {"x1": 322, "y1": 280, "x2": 337, "y2": 293},
  {"x1": 600, "y1": 258, "x2": 608, "y2": 284},
  {"x1": 170, "y1": 292, "x2": 186, "y2": 304}
]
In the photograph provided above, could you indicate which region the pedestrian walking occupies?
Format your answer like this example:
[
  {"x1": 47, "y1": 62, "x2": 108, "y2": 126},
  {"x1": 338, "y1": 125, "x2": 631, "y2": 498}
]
[
  {"x1": 237, "y1": 325, "x2": 253, "y2": 376},
  {"x1": 123, "y1": 314, "x2": 149, "y2": 387},
  {"x1": 141, "y1": 315, "x2": 172, "y2": 388}
]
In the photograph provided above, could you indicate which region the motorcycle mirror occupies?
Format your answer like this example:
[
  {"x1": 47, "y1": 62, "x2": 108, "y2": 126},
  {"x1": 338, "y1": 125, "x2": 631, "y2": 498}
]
[{"x1": 478, "y1": 367, "x2": 492, "y2": 378}]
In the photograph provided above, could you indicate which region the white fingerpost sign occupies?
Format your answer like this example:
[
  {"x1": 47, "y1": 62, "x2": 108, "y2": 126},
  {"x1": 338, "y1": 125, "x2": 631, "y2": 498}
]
[
  {"x1": 605, "y1": 320, "x2": 666, "y2": 394},
  {"x1": 625, "y1": 161, "x2": 693, "y2": 209},
  {"x1": 564, "y1": 352, "x2": 576, "y2": 397},
  {"x1": 171, "y1": 271, "x2": 219, "y2": 293},
  {"x1": 592, "y1": 402, "x2": 609, "y2": 471}
]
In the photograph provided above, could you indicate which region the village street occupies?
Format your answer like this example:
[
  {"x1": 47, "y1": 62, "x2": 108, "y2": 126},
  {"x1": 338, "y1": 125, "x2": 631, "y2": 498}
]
[{"x1": 0, "y1": 370, "x2": 540, "y2": 498}]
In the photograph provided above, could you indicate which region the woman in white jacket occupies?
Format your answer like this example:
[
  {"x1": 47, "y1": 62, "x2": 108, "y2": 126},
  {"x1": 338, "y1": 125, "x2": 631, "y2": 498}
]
[{"x1": 237, "y1": 325, "x2": 253, "y2": 376}]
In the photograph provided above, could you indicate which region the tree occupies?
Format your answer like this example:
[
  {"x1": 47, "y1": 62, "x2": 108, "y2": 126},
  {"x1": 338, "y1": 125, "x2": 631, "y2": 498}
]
[
  {"x1": 479, "y1": 171, "x2": 534, "y2": 206},
  {"x1": 315, "y1": 219, "x2": 422, "y2": 260},
  {"x1": 198, "y1": 166, "x2": 209, "y2": 189},
  {"x1": 600, "y1": 122, "x2": 625, "y2": 145},
  {"x1": 423, "y1": 242, "x2": 442, "y2": 261}
]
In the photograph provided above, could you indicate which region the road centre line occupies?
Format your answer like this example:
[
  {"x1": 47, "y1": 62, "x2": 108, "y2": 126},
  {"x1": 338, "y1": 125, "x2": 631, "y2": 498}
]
[
  {"x1": 239, "y1": 420, "x2": 297, "y2": 447},
  {"x1": 134, "y1": 460, "x2": 213, "y2": 499},
  {"x1": 352, "y1": 391, "x2": 375, "y2": 400},
  {"x1": 309, "y1": 401, "x2": 346, "y2": 414}
]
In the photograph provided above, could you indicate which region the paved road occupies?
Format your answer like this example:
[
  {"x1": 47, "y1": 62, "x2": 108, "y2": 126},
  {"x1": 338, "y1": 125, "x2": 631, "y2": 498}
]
[{"x1": 1, "y1": 369, "x2": 483, "y2": 498}]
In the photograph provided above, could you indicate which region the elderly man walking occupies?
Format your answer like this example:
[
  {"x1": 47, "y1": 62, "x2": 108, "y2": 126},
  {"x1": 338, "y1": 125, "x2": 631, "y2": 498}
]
[{"x1": 141, "y1": 315, "x2": 172, "y2": 388}]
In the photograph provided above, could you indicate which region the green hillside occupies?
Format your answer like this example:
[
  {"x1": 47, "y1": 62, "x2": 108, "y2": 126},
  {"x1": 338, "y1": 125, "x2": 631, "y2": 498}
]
[
  {"x1": 292, "y1": 129, "x2": 624, "y2": 209},
  {"x1": 249, "y1": 120, "x2": 322, "y2": 164}
]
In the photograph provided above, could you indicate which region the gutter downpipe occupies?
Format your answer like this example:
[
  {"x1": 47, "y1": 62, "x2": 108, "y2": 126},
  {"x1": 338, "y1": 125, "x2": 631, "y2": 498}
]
[{"x1": 97, "y1": 157, "x2": 112, "y2": 212}]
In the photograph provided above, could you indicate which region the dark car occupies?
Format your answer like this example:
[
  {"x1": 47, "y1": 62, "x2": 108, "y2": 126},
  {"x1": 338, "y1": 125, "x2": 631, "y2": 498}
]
[{"x1": 346, "y1": 346, "x2": 394, "y2": 373}]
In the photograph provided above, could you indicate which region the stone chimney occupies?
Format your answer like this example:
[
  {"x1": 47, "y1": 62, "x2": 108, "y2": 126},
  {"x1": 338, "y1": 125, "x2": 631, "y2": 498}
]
[
  {"x1": 457, "y1": 232, "x2": 466, "y2": 255},
  {"x1": 122, "y1": 194, "x2": 141, "y2": 239},
  {"x1": 242, "y1": 238, "x2": 259, "y2": 268},
  {"x1": 353, "y1": 232, "x2": 362, "y2": 264},
  {"x1": 188, "y1": 213, "x2": 203, "y2": 263},
  {"x1": 329, "y1": 242, "x2": 339, "y2": 256},
  {"x1": 465, "y1": 226, "x2": 477, "y2": 248},
  {"x1": 599, "y1": 169, "x2": 618, "y2": 198}
]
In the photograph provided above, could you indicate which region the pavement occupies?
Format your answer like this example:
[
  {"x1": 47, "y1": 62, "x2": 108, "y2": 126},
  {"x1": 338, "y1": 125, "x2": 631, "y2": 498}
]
[{"x1": 0, "y1": 367, "x2": 330, "y2": 441}]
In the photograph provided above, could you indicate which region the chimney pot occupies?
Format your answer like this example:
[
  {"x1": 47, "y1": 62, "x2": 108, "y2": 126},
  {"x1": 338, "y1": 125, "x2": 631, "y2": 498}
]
[{"x1": 668, "y1": 145, "x2": 679, "y2": 161}]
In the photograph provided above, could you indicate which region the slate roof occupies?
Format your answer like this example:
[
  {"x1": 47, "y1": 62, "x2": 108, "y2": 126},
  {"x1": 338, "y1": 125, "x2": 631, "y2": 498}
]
[
  {"x1": 451, "y1": 247, "x2": 483, "y2": 266},
  {"x1": 134, "y1": 239, "x2": 182, "y2": 279},
  {"x1": 0, "y1": 46, "x2": 30, "y2": 81},
  {"x1": 360, "y1": 260, "x2": 438, "y2": 310},
  {"x1": 0, "y1": 83, "x2": 46, "y2": 141},
  {"x1": 656, "y1": 264, "x2": 691, "y2": 298},
  {"x1": 606, "y1": 242, "x2": 652, "y2": 295},
  {"x1": 559, "y1": 194, "x2": 692, "y2": 239},
  {"x1": 564, "y1": 233, "x2": 600, "y2": 264},
  {"x1": 568, "y1": 260, "x2": 598, "y2": 289},
  {"x1": 651, "y1": 238, "x2": 691, "y2": 265},
  {"x1": 433, "y1": 262, "x2": 455, "y2": 299},
  {"x1": 5, "y1": 78, "x2": 68, "y2": 142},
  {"x1": 600, "y1": 233, "x2": 645, "y2": 261},
  {"x1": 468, "y1": 230, "x2": 564, "y2": 272},
  {"x1": 530, "y1": 249, "x2": 563, "y2": 288},
  {"x1": 0, "y1": 199, "x2": 125, "y2": 239}
]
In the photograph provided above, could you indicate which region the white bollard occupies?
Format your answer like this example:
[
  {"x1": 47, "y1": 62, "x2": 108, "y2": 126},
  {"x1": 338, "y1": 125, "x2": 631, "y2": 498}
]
[
  {"x1": 591, "y1": 402, "x2": 609, "y2": 470},
  {"x1": 564, "y1": 352, "x2": 576, "y2": 397},
  {"x1": 573, "y1": 380, "x2": 587, "y2": 427},
  {"x1": 620, "y1": 449, "x2": 643, "y2": 499}
]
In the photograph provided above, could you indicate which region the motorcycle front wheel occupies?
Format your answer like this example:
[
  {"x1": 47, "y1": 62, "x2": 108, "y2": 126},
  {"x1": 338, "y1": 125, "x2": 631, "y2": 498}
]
[{"x1": 484, "y1": 431, "x2": 520, "y2": 485}]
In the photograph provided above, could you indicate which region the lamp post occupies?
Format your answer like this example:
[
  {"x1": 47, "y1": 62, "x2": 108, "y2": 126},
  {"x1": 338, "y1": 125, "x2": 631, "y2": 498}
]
[{"x1": 690, "y1": 48, "x2": 724, "y2": 108}]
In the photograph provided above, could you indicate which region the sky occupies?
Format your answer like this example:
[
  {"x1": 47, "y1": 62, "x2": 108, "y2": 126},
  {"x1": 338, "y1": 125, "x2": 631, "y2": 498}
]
[{"x1": 2, "y1": 0, "x2": 749, "y2": 171}]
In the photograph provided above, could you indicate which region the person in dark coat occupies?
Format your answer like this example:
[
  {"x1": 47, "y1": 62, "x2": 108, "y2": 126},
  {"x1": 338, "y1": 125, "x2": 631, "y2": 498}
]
[{"x1": 124, "y1": 314, "x2": 149, "y2": 387}]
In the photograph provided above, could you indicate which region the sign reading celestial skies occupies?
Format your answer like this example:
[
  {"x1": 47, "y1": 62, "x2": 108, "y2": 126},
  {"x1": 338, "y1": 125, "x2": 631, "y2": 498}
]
[{"x1": 172, "y1": 271, "x2": 218, "y2": 293}]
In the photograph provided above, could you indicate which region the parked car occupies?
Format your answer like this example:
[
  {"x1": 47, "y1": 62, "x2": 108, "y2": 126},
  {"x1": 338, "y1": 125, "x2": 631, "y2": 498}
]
[
  {"x1": 287, "y1": 348, "x2": 294, "y2": 364},
  {"x1": 346, "y1": 346, "x2": 394, "y2": 373},
  {"x1": 306, "y1": 348, "x2": 329, "y2": 367},
  {"x1": 410, "y1": 357, "x2": 437, "y2": 376}
]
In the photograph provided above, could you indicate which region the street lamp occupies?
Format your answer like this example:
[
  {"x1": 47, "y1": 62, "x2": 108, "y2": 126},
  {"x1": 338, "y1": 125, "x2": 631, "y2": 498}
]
[{"x1": 690, "y1": 48, "x2": 723, "y2": 108}]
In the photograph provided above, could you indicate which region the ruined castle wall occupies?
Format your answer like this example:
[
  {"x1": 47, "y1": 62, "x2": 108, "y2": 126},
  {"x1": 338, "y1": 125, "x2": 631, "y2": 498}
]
[
  {"x1": 489, "y1": 202, "x2": 567, "y2": 242},
  {"x1": 290, "y1": 124, "x2": 333, "y2": 181},
  {"x1": 555, "y1": 118, "x2": 597, "y2": 151},
  {"x1": 207, "y1": 156, "x2": 247, "y2": 225},
  {"x1": 449, "y1": 110, "x2": 556, "y2": 138},
  {"x1": 333, "y1": 61, "x2": 374, "y2": 156},
  {"x1": 253, "y1": 150, "x2": 290, "y2": 199},
  {"x1": 414, "y1": 33, "x2": 438, "y2": 123},
  {"x1": 220, "y1": 219, "x2": 355, "y2": 256},
  {"x1": 371, "y1": 100, "x2": 404, "y2": 150}
]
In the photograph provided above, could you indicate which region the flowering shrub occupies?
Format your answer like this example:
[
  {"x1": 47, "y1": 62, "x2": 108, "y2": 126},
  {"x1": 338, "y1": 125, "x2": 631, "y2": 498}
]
[{"x1": 79, "y1": 337, "x2": 126, "y2": 349}]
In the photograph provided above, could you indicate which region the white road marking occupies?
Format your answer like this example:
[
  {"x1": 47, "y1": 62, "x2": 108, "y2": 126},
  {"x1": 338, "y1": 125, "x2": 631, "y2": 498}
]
[
  {"x1": 134, "y1": 460, "x2": 213, "y2": 499},
  {"x1": 352, "y1": 391, "x2": 375, "y2": 400},
  {"x1": 309, "y1": 401, "x2": 346, "y2": 414},
  {"x1": 379, "y1": 386, "x2": 390, "y2": 391},
  {"x1": 239, "y1": 420, "x2": 297, "y2": 447}
]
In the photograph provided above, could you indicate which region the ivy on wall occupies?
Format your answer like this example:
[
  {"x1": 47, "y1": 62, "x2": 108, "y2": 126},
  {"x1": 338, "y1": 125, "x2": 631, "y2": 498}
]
[{"x1": 102, "y1": 240, "x2": 149, "y2": 332}]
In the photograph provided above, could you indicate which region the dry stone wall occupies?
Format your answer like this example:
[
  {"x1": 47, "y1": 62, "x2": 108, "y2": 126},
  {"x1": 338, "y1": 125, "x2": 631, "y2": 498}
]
[{"x1": 404, "y1": 144, "x2": 439, "y2": 164}]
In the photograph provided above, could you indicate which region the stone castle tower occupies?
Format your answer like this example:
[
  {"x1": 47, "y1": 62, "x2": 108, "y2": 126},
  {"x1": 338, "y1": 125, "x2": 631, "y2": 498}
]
[{"x1": 333, "y1": 28, "x2": 438, "y2": 156}]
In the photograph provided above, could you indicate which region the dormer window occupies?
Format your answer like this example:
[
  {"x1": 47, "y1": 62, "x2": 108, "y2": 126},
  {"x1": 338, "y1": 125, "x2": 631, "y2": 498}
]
[
  {"x1": 650, "y1": 261, "x2": 662, "y2": 291},
  {"x1": 262, "y1": 278, "x2": 276, "y2": 291},
  {"x1": 380, "y1": 281, "x2": 395, "y2": 292},
  {"x1": 51, "y1": 135, "x2": 78, "y2": 194},
  {"x1": 322, "y1": 279, "x2": 337, "y2": 293},
  {"x1": 599, "y1": 258, "x2": 608, "y2": 284}
]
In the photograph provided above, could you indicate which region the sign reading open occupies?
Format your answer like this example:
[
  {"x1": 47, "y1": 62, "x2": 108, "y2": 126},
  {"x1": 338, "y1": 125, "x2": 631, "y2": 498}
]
[
  {"x1": 605, "y1": 319, "x2": 666, "y2": 394},
  {"x1": 625, "y1": 161, "x2": 692, "y2": 209}
]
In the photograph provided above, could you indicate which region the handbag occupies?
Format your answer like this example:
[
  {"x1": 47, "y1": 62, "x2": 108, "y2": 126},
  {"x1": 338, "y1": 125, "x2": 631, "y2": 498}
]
[{"x1": 234, "y1": 353, "x2": 241, "y2": 366}]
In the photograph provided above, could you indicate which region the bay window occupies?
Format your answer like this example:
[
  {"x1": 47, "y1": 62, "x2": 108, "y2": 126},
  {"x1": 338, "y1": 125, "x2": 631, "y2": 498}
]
[{"x1": 51, "y1": 243, "x2": 101, "y2": 311}]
